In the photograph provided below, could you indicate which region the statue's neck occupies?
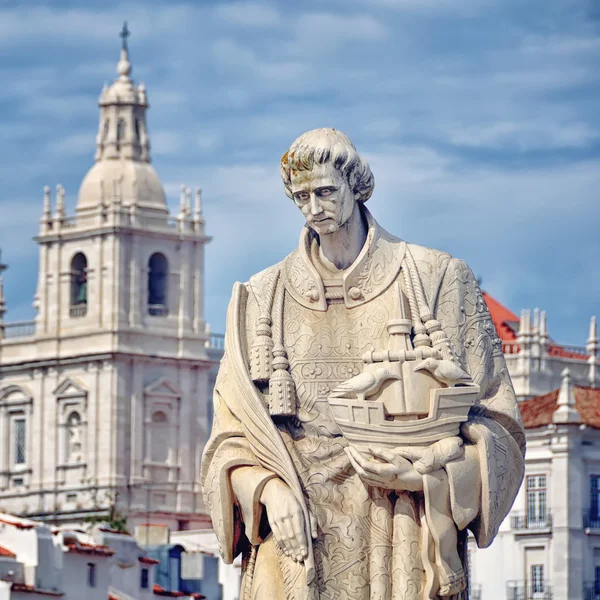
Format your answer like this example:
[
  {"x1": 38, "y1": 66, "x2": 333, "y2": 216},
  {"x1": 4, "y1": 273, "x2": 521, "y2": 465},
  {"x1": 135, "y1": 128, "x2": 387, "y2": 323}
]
[{"x1": 317, "y1": 203, "x2": 368, "y2": 271}]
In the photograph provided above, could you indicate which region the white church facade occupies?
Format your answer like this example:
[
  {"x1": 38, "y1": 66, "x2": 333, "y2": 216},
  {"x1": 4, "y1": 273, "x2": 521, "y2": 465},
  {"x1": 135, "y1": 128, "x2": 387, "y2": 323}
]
[{"x1": 0, "y1": 31, "x2": 218, "y2": 531}]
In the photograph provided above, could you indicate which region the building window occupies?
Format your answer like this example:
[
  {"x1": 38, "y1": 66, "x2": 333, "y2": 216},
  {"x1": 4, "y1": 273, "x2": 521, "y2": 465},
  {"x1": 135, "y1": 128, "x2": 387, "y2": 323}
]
[
  {"x1": 531, "y1": 564, "x2": 544, "y2": 595},
  {"x1": 116, "y1": 118, "x2": 125, "y2": 151},
  {"x1": 65, "y1": 411, "x2": 83, "y2": 463},
  {"x1": 591, "y1": 476, "x2": 600, "y2": 523},
  {"x1": 140, "y1": 567, "x2": 149, "y2": 589},
  {"x1": 87, "y1": 563, "x2": 96, "y2": 587},
  {"x1": 135, "y1": 118, "x2": 141, "y2": 142},
  {"x1": 103, "y1": 119, "x2": 109, "y2": 142},
  {"x1": 527, "y1": 475, "x2": 547, "y2": 527},
  {"x1": 148, "y1": 253, "x2": 169, "y2": 316},
  {"x1": 13, "y1": 418, "x2": 26, "y2": 466},
  {"x1": 150, "y1": 410, "x2": 170, "y2": 464},
  {"x1": 70, "y1": 253, "x2": 88, "y2": 317}
]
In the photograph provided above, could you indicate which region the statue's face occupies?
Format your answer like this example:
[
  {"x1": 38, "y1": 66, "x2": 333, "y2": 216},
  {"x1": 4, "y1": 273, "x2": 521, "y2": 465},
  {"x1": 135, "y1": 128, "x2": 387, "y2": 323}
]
[{"x1": 290, "y1": 163, "x2": 357, "y2": 236}]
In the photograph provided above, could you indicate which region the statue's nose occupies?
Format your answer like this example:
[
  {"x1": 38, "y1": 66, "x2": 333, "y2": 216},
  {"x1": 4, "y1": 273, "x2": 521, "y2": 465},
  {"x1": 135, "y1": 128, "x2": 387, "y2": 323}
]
[{"x1": 310, "y1": 194, "x2": 324, "y2": 215}]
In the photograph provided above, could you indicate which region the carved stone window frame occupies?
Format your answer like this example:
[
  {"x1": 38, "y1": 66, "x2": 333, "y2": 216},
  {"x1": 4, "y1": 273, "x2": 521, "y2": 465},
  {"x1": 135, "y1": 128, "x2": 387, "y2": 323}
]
[
  {"x1": 0, "y1": 385, "x2": 34, "y2": 489},
  {"x1": 54, "y1": 378, "x2": 88, "y2": 469},
  {"x1": 143, "y1": 377, "x2": 182, "y2": 481}
]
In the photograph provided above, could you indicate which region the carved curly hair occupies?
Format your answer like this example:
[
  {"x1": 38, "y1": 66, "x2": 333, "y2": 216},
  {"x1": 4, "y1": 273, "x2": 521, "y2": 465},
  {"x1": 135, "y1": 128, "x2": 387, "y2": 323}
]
[{"x1": 280, "y1": 128, "x2": 375, "y2": 203}]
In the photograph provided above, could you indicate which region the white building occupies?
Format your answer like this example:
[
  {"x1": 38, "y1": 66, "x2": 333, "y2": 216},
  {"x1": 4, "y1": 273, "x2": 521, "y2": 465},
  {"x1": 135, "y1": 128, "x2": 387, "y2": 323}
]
[
  {"x1": 470, "y1": 294, "x2": 600, "y2": 600},
  {"x1": 0, "y1": 28, "x2": 218, "y2": 531}
]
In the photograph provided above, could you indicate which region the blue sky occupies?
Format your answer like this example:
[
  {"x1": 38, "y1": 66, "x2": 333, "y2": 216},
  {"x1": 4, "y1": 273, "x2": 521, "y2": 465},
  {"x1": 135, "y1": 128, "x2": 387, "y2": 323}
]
[{"x1": 0, "y1": 0, "x2": 598, "y2": 342}]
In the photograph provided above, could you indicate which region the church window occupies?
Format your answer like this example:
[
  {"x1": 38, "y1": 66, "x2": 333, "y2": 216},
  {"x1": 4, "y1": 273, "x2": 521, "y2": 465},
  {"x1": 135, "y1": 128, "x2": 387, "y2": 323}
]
[
  {"x1": 65, "y1": 411, "x2": 83, "y2": 463},
  {"x1": 116, "y1": 118, "x2": 125, "y2": 151},
  {"x1": 135, "y1": 118, "x2": 141, "y2": 141},
  {"x1": 13, "y1": 417, "x2": 26, "y2": 466},
  {"x1": 70, "y1": 253, "x2": 88, "y2": 317},
  {"x1": 103, "y1": 119, "x2": 109, "y2": 141},
  {"x1": 150, "y1": 410, "x2": 170, "y2": 463},
  {"x1": 148, "y1": 253, "x2": 169, "y2": 316}
]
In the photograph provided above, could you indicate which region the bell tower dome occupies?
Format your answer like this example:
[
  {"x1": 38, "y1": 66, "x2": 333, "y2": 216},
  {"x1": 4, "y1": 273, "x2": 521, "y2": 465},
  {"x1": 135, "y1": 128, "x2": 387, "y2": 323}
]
[{"x1": 77, "y1": 22, "x2": 167, "y2": 214}]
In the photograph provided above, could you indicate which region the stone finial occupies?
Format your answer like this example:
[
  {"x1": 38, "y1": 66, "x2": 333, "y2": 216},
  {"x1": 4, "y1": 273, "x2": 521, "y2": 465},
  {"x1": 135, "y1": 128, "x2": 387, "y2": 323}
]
[
  {"x1": 185, "y1": 187, "x2": 192, "y2": 217},
  {"x1": 539, "y1": 310, "x2": 548, "y2": 340},
  {"x1": 54, "y1": 185, "x2": 66, "y2": 219},
  {"x1": 588, "y1": 316, "x2": 598, "y2": 353},
  {"x1": 518, "y1": 309, "x2": 531, "y2": 336},
  {"x1": 179, "y1": 184, "x2": 187, "y2": 218},
  {"x1": 42, "y1": 185, "x2": 51, "y2": 219},
  {"x1": 587, "y1": 316, "x2": 599, "y2": 388},
  {"x1": 533, "y1": 308, "x2": 540, "y2": 335},
  {"x1": 553, "y1": 367, "x2": 581, "y2": 424},
  {"x1": 138, "y1": 82, "x2": 147, "y2": 105},
  {"x1": 194, "y1": 187, "x2": 203, "y2": 221}
]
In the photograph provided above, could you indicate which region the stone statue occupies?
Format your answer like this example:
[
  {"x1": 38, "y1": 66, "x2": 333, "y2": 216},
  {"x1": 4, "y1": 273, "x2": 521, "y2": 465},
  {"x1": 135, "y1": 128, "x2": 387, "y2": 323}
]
[{"x1": 201, "y1": 129, "x2": 525, "y2": 600}]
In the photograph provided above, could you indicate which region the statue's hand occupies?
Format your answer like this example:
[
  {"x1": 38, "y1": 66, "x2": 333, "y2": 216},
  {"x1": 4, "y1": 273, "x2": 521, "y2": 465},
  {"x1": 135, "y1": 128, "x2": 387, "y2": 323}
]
[
  {"x1": 346, "y1": 446, "x2": 424, "y2": 492},
  {"x1": 260, "y1": 478, "x2": 311, "y2": 562}
]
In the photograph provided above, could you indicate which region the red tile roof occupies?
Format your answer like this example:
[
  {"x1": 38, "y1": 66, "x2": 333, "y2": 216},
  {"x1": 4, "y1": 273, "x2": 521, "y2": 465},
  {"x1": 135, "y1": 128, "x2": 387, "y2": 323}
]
[
  {"x1": 483, "y1": 292, "x2": 588, "y2": 361},
  {"x1": 0, "y1": 545, "x2": 15, "y2": 558},
  {"x1": 483, "y1": 292, "x2": 519, "y2": 342},
  {"x1": 0, "y1": 516, "x2": 36, "y2": 530},
  {"x1": 519, "y1": 386, "x2": 600, "y2": 429},
  {"x1": 10, "y1": 583, "x2": 63, "y2": 596},
  {"x1": 153, "y1": 585, "x2": 184, "y2": 597},
  {"x1": 152, "y1": 585, "x2": 205, "y2": 599},
  {"x1": 66, "y1": 541, "x2": 115, "y2": 557},
  {"x1": 139, "y1": 556, "x2": 160, "y2": 565}
]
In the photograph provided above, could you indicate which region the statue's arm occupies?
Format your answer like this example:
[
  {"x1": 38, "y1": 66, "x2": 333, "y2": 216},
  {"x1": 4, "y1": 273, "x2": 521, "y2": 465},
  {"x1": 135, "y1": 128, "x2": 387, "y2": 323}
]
[
  {"x1": 433, "y1": 257, "x2": 525, "y2": 546},
  {"x1": 200, "y1": 282, "x2": 280, "y2": 562},
  {"x1": 200, "y1": 383, "x2": 277, "y2": 562}
]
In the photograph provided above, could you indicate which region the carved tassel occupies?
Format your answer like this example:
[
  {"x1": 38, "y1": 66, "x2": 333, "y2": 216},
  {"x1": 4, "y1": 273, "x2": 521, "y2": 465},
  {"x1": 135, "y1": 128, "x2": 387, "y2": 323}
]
[
  {"x1": 249, "y1": 271, "x2": 280, "y2": 383},
  {"x1": 268, "y1": 277, "x2": 296, "y2": 417},
  {"x1": 269, "y1": 343, "x2": 296, "y2": 417},
  {"x1": 250, "y1": 315, "x2": 274, "y2": 383}
]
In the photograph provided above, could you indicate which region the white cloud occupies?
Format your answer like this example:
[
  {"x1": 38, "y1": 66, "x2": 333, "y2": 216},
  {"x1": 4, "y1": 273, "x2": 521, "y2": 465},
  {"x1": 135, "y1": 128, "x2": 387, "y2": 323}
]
[
  {"x1": 47, "y1": 133, "x2": 94, "y2": 157},
  {"x1": 152, "y1": 131, "x2": 182, "y2": 156},
  {"x1": 292, "y1": 12, "x2": 388, "y2": 47},
  {"x1": 215, "y1": 2, "x2": 280, "y2": 27}
]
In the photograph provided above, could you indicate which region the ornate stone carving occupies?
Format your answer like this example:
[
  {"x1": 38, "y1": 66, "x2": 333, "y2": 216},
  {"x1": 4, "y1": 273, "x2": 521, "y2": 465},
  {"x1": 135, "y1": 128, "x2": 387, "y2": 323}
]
[{"x1": 201, "y1": 128, "x2": 525, "y2": 599}]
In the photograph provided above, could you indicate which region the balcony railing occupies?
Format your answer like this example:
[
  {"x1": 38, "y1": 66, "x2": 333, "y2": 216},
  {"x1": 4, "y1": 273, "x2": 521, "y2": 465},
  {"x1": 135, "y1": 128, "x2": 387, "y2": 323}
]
[
  {"x1": 507, "y1": 580, "x2": 552, "y2": 600},
  {"x1": 510, "y1": 512, "x2": 553, "y2": 531},
  {"x1": 1, "y1": 320, "x2": 36, "y2": 339},
  {"x1": 148, "y1": 304, "x2": 169, "y2": 317},
  {"x1": 69, "y1": 304, "x2": 87, "y2": 318},
  {"x1": 584, "y1": 581, "x2": 600, "y2": 600},
  {"x1": 583, "y1": 510, "x2": 600, "y2": 530},
  {"x1": 209, "y1": 333, "x2": 225, "y2": 351}
]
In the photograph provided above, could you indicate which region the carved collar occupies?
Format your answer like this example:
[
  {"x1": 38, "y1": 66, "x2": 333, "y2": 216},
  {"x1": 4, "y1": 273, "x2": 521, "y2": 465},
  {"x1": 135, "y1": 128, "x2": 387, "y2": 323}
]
[{"x1": 281, "y1": 206, "x2": 406, "y2": 311}]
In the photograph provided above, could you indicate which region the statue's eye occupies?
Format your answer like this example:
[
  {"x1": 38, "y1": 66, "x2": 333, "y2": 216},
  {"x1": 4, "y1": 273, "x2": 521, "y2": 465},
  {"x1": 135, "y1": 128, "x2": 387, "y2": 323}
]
[
  {"x1": 318, "y1": 188, "x2": 334, "y2": 197},
  {"x1": 294, "y1": 192, "x2": 310, "y2": 203}
]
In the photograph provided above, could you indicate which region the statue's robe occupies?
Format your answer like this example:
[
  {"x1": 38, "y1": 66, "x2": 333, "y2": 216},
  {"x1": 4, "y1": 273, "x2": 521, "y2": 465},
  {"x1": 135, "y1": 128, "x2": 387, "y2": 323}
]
[{"x1": 201, "y1": 208, "x2": 525, "y2": 600}]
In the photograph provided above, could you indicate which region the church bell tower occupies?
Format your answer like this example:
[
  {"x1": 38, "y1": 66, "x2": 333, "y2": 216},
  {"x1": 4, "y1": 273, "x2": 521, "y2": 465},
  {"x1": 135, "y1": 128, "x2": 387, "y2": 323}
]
[{"x1": 0, "y1": 25, "x2": 215, "y2": 530}]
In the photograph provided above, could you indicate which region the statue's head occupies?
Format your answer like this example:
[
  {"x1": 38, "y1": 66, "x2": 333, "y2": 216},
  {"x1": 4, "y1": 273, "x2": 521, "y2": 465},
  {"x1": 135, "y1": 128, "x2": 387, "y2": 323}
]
[{"x1": 280, "y1": 128, "x2": 374, "y2": 236}]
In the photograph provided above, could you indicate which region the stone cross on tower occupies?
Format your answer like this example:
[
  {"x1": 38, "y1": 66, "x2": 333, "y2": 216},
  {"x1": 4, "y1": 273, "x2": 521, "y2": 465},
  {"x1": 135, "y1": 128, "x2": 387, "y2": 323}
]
[{"x1": 120, "y1": 21, "x2": 130, "y2": 50}]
